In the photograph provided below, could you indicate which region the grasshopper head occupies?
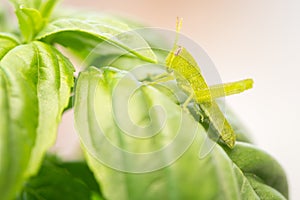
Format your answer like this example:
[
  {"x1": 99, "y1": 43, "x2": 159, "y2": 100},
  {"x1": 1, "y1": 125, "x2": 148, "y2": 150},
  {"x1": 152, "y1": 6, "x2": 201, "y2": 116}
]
[{"x1": 165, "y1": 46, "x2": 182, "y2": 73}]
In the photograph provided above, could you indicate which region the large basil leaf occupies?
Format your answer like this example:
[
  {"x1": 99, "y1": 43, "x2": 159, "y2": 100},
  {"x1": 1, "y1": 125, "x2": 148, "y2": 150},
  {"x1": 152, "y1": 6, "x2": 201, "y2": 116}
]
[
  {"x1": 223, "y1": 143, "x2": 288, "y2": 198},
  {"x1": 17, "y1": 156, "x2": 104, "y2": 200},
  {"x1": 35, "y1": 18, "x2": 157, "y2": 63},
  {"x1": 0, "y1": 33, "x2": 19, "y2": 59},
  {"x1": 0, "y1": 41, "x2": 74, "y2": 200},
  {"x1": 74, "y1": 67, "x2": 288, "y2": 200}
]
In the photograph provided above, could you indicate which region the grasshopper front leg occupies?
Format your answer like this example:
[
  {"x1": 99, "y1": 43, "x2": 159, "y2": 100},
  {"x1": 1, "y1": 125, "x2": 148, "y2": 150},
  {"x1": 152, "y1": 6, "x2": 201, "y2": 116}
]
[{"x1": 143, "y1": 72, "x2": 175, "y2": 85}]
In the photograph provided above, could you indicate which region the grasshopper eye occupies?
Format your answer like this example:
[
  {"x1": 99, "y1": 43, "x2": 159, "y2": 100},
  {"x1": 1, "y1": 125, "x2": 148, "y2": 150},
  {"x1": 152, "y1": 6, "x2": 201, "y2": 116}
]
[{"x1": 174, "y1": 46, "x2": 182, "y2": 56}]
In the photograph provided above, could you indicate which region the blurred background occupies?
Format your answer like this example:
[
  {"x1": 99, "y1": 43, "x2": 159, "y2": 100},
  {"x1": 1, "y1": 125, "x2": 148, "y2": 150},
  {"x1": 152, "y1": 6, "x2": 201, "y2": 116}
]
[{"x1": 50, "y1": 0, "x2": 299, "y2": 199}]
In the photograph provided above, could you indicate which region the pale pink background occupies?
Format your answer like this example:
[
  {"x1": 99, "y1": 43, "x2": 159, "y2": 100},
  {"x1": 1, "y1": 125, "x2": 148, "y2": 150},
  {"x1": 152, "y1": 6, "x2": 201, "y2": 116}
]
[{"x1": 51, "y1": 0, "x2": 299, "y2": 199}]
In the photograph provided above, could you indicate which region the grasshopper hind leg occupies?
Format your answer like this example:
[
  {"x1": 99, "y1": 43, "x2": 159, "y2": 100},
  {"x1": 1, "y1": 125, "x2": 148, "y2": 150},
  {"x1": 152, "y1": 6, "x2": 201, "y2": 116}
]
[{"x1": 177, "y1": 81, "x2": 203, "y2": 120}]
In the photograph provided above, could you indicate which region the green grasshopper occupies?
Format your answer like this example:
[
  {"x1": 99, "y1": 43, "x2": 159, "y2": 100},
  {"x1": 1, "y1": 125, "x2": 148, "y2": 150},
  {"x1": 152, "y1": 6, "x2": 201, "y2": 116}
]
[{"x1": 151, "y1": 18, "x2": 253, "y2": 148}]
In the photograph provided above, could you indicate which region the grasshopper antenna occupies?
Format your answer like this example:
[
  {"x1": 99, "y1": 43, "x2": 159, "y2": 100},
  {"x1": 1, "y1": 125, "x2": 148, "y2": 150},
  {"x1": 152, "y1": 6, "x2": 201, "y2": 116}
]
[
  {"x1": 175, "y1": 17, "x2": 183, "y2": 45},
  {"x1": 172, "y1": 17, "x2": 183, "y2": 52}
]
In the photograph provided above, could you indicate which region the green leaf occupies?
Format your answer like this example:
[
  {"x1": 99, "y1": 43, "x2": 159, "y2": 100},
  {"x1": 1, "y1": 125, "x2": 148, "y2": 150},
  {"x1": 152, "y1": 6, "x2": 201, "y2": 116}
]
[
  {"x1": 223, "y1": 143, "x2": 289, "y2": 198},
  {"x1": 0, "y1": 33, "x2": 19, "y2": 59},
  {"x1": 74, "y1": 67, "x2": 288, "y2": 200},
  {"x1": 59, "y1": 161, "x2": 103, "y2": 195},
  {"x1": 40, "y1": 0, "x2": 59, "y2": 18},
  {"x1": 10, "y1": 0, "x2": 59, "y2": 43},
  {"x1": 0, "y1": 41, "x2": 74, "y2": 200},
  {"x1": 15, "y1": 7, "x2": 45, "y2": 42},
  {"x1": 0, "y1": 51, "x2": 39, "y2": 200},
  {"x1": 246, "y1": 175, "x2": 287, "y2": 200},
  {"x1": 9, "y1": 0, "x2": 42, "y2": 10},
  {"x1": 36, "y1": 18, "x2": 157, "y2": 63},
  {"x1": 25, "y1": 42, "x2": 75, "y2": 176},
  {"x1": 17, "y1": 156, "x2": 104, "y2": 200}
]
